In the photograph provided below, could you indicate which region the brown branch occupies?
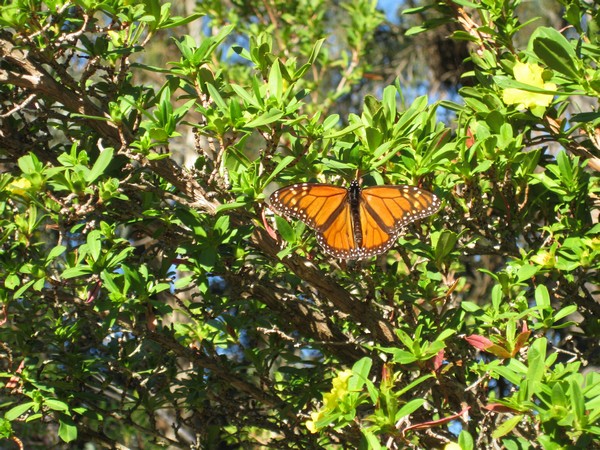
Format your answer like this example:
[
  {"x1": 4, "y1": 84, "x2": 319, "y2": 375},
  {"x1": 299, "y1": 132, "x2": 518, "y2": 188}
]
[
  {"x1": 0, "y1": 37, "x2": 126, "y2": 143},
  {"x1": 0, "y1": 36, "x2": 218, "y2": 216},
  {"x1": 145, "y1": 329, "x2": 290, "y2": 413},
  {"x1": 252, "y1": 226, "x2": 398, "y2": 344},
  {"x1": 244, "y1": 282, "x2": 367, "y2": 364}
]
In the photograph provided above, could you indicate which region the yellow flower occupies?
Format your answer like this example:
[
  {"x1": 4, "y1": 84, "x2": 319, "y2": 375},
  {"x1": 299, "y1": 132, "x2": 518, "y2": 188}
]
[
  {"x1": 322, "y1": 390, "x2": 338, "y2": 410},
  {"x1": 445, "y1": 444, "x2": 462, "y2": 450},
  {"x1": 503, "y1": 62, "x2": 557, "y2": 109},
  {"x1": 531, "y1": 243, "x2": 557, "y2": 269},
  {"x1": 323, "y1": 369, "x2": 353, "y2": 410},
  {"x1": 306, "y1": 369, "x2": 354, "y2": 433},
  {"x1": 7, "y1": 178, "x2": 32, "y2": 196},
  {"x1": 331, "y1": 369, "x2": 353, "y2": 390},
  {"x1": 305, "y1": 411, "x2": 324, "y2": 433},
  {"x1": 531, "y1": 250, "x2": 555, "y2": 268}
]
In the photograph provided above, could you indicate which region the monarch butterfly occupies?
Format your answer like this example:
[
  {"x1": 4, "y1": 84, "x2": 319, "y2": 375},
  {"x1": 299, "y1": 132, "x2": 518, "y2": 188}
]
[{"x1": 269, "y1": 180, "x2": 440, "y2": 260}]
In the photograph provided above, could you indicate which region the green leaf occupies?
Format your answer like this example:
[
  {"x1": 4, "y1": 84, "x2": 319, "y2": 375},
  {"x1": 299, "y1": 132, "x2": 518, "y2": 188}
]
[
  {"x1": 433, "y1": 230, "x2": 458, "y2": 262},
  {"x1": 17, "y1": 154, "x2": 43, "y2": 174},
  {"x1": 100, "y1": 270, "x2": 121, "y2": 295},
  {"x1": 553, "y1": 305, "x2": 577, "y2": 322},
  {"x1": 295, "y1": 38, "x2": 324, "y2": 78},
  {"x1": 273, "y1": 216, "x2": 295, "y2": 243},
  {"x1": 61, "y1": 266, "x2": 94, "y2": 279},
  {"x1": 45, "y1": 399, "x2": 69, "y2": 412},
  {"x1": 534, "y1": 285, "x2": 550, "y2": 308},
  {"x1": 526, "y1": 338, "x2": 547, "y2": 399},
  {"x1": 395, "y1": 374, "x2": 435, "y2": 397},
  {"x1": 551, "y1": 383, "x2": 567, "y2": 407},
  {"x1": 105, "y1": 247, "x2": 134, "y2": 268},
  {"x1": 46, "y1": 245, "x2": 67, "y2": 262},
  {"x1": 268, "y1": 59, "x2": 283, "y2": 100},
  {"x1": 324, "y1": 121, "x2": 363, "y2": 139},
  {"x1": 516, "y1": 264, "x2": 538, "y2": 282},
  {"x1": 58, "y1": 416, "x2": 77, "y2": 443},
  {"x1": 389, "y1": 349, "x2": 417, "y2": 364},
  {"x1": 492, "y1": 414, "x2": 524, "y2": 439},
  {"x1": 382, "y1": 85, "x2": 397, "y2": 126},
  {"x1": 206, "y1": 83, "x2": 228, "y2": 111},
  {"x1": 5, "y1": 273, "x2": 19, "y2": 290},
  {"x1": 86, "y1": 148, "x2": 113, "y2": 183},
  {"x1": 13, "y1": 279, "x2": 36, "y2": 298},
  {"x1": 264, "y1": 156, "x2": 296, "y2": 186},
  {"x1": 493, "y1": 362, "x2": 526, "y2": 386},
  {"x1": 322, "y1": 114, "x2": 340, "y2": 131},
  {"x1": 395, "y1": 398, "x2": 425, "y2": 421},
  {"x1": 174, "y1": 275, "x2": 193, "y2": 290},
  {"x1": 5, "y1": 402, "x2": 36, "y2": 421},
  {"x1": 458, "y1": 430, "x2": 474, "y2": 450},
  {"x1": 436, "y1": 329, "x2": 456, "y2": 342},
  {"x1": 362, "y1": 430, "x2": 385, "y2": 450},
  {"x1": 461, "y1": 302, "x2": 481, "y2": 312},
  {"x1": 86, "y1": 230, "x2": 102, "y2": 262},
  {"x1": 395, "y1": 95, "x2": 428, "y2": 132},
  {"x1": 158, "y1": 13, "x2": 203, "y2": 30},
  {"x1": 245, "y1": 109, "x2": 283, "y2": 128},
  {"x1": 216, "y1": 202, "x2": 247, "y2": 213},
  {"x1": 231, "y1": 84, "x2": 260, "y2": 107},
  {"x1": 349, "y1": 357, "x2": 372, "y2": 391},
  {"x1": 531, "y1": 27, "x2": 580, "y2": 80},
  {"x1": 570, "y1": 379, "x2": 585, "y2": 425}
]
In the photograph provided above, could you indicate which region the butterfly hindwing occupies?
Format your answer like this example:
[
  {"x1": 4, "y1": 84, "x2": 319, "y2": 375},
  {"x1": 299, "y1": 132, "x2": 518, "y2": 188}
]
[
  {"x1": 357, "y1": 200, "x2": 396, "y2": 257},
  {"x1": 317, "y1": 198, "x2": 357, "y2": 259}
]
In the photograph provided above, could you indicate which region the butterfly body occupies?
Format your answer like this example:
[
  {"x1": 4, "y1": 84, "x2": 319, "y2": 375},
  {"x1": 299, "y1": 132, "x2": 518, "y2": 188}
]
[{"x1": 269, "y1": 180, "x2": 440, "y2": 260}]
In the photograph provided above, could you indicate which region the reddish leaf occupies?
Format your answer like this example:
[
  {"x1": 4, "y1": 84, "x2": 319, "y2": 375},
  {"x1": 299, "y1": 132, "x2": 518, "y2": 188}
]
[
  {"x1": 86, "y1": 280, "x2": 102, "y2": 303},
  {"x1": 432, "y1": 349, "x2": 445, "y2": 371},
  {"x1": 403, "y1": 406, "x2": 471, "y2": 433},
  {"x1": 485, "y1": 344, "x2": 513, "y2": 359},
  {"x1": 466, "y1": 127, "x2": 475, "y2": 148},
  {"x1": 465, "y1": 335, "x2": 512, "y2": 358},
  {"x1": 262, "y1": 208, "x2": 278, "y2": 240},
  {"x1": 513, "y1": 330, "x2": 531, "y2": 354},
  {"x1": 465, "y1": 334, "x2": 494, "y2": 350},
  {"x1": 484, "y1": 403, "x2": 523, "y2": 413}
]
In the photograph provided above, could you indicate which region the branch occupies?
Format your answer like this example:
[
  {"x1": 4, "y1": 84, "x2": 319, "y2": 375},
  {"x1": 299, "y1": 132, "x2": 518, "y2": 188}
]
[
  {"x1": 0, "y1": 37, "x2": 126, "y2": 143},
  {"x1": 145, "y1": 329, "x2": 291, "y2": 413},
  {"x1": 253, "y1": 226, "x2": 398, "y2": 344},
  {"x1": 0, "y1": 36, "x2": 218, "y2": 215},
  {"x1": 244, "y1": 281, "x2": 367, "y2": 364}
]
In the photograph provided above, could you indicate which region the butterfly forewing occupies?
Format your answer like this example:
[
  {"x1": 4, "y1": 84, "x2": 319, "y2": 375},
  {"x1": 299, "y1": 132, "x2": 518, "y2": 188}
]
[
  {"x1": 361, "y1": 186, "x2": 440, "y2": 232},
  {"x1": 270, "y1": 183, "x2": 348, "y2": 229}
]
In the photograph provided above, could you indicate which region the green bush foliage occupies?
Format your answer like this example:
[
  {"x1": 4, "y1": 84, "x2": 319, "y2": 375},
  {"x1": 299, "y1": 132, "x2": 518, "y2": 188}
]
[{"x1": 0, "y1": 0, "x2": 599, "y2": 448}]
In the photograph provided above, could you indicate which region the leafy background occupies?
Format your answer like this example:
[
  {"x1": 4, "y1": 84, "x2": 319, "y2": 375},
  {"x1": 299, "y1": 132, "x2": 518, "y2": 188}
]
[{"x1": 0, "y1": 0, "x2": 599, "y2": 448}]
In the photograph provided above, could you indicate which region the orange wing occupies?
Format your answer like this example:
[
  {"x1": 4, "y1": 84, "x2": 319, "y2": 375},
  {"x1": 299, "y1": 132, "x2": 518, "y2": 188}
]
[
  {"x1": 356, "y1": 185, "x2": 440, "y2": 258},
  {"x1": 269, "y1": 183, "x2": 349, "y2": 230},
  {"x1": 269, "y1": 182, "x2": 440, "y2": 259},
  {"x1": 269, "y1": 183, "x2": 360, "y2": 258}
]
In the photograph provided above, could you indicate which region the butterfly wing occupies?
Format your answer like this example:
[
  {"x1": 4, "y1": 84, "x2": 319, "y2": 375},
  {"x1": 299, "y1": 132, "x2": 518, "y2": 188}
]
[
  {"x1": 317, "y1": 197, "x2": 359, "y2": 259},
  {"x1": 356, "y1": 185, "x2": 440, "y2": 257},
  {"x1": 269, "y1": 183, "x2": 440, "y2": 260},
  {"x1": 269, "y1": 183, "x2": 359, "y2": 258}
]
